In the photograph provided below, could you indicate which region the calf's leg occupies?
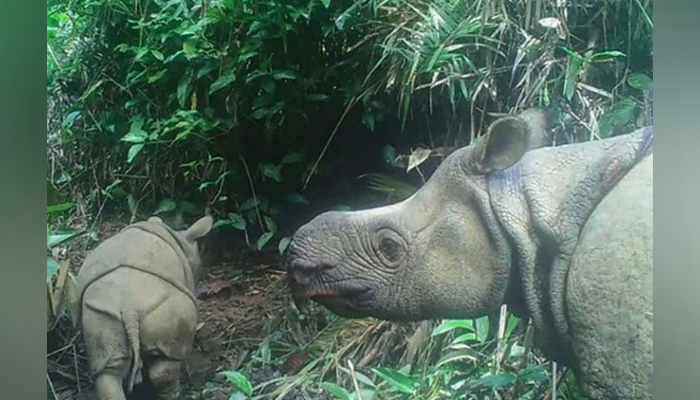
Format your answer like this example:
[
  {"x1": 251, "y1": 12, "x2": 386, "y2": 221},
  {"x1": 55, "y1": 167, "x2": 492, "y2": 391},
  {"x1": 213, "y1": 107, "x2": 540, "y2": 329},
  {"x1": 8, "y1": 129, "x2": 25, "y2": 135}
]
[{"x1": 94, "y1": 372, "x2": 127, "y2": 400}]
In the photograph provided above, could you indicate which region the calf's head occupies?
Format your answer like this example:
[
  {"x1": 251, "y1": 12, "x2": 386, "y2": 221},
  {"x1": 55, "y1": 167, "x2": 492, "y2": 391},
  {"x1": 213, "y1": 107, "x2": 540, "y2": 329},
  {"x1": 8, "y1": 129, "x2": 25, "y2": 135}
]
[{"x1": 285, "y1": 109, "x2": 550, "y2": 321}]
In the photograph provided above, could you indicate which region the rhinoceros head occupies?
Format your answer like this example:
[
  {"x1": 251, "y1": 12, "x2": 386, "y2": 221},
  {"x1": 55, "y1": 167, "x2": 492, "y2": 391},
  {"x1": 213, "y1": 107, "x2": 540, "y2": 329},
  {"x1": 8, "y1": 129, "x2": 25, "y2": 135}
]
[{"x1": 285, "y1": 109, "x2": 551, "y2": 321}]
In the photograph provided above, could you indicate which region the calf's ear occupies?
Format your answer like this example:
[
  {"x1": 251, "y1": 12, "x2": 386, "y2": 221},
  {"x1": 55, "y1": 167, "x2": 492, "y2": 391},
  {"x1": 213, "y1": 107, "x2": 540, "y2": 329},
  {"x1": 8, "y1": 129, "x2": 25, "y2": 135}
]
[
  {"x1": 473, "y1": 116, "x2": 530, "y2": 174},
  {"x1": 184, "y1": 216, "x2": 214, "y2": 242}
]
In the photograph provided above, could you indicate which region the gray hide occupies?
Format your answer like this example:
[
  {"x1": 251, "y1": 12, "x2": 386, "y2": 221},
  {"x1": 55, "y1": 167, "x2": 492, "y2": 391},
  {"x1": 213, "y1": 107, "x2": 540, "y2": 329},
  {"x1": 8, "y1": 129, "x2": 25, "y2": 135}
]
[
  {"x1": 76, "y1": 216, "x2": 213, "y2": 400},
  {"x1": 285, "y1": 109, "x2": 653, "y2": 400}
]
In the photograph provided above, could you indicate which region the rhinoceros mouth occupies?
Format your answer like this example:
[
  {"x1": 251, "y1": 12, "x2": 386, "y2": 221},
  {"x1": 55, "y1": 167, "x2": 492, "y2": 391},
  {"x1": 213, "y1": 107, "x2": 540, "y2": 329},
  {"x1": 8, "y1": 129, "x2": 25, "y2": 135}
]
[{"x1": 289, "y1": 278, "x2": 375, "y2": 315}]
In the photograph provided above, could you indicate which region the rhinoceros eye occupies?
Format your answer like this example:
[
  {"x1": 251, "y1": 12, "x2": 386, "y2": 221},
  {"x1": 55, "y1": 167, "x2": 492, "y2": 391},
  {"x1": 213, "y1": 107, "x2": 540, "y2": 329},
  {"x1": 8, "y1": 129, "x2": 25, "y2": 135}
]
[
  {"x1": 379, "y1": 238, "x2": 400, "y2": 261},
  {"x1": 375, "y1": 228, "x2": 406, "y2": 267}
]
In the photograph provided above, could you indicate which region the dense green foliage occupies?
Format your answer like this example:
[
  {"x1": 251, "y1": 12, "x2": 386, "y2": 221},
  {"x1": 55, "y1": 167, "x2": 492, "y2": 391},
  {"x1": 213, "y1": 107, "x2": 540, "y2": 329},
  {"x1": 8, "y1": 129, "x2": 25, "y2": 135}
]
[
  {"x1": 47, "y1": 0, "x2": 652, "y2": 251},
  {"x1": 47, "y1": 0, "x2": 652, "y2": 398}
]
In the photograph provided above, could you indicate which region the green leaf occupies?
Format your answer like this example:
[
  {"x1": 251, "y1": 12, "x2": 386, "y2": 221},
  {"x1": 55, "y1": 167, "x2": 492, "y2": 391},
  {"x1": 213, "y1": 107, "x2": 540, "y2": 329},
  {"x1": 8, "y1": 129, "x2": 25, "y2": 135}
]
[
  {"x1": 257, "y1": 232, "x2": 274, "y2": 250},
  {"x1": 250, "y1": 108, "x2": 269, "y2": 120},
  {"x1": 220, "y1": 371, "x2": 253, "y2": 396},
  {"x1": 351, "y1": 389, "x2": 376, "y2": 400},
  {"x1": 151, "y1": 49, "x2": 164, "y2": 61},
  {"x1": 239, "y1": 198, "x2": 259, "y2": 211},
  {"x1": 127, "y1": 194, "x2": 138, "y2": 216},
  {"x1": 47, "y1": 179, "x2": 59, "y2": 205},
  {"x1": 627, "y1": 73, "x2": 653, "y2": 90},
  {"x1": 320, "y1": 0, "x2": 332, "y2": 9},
  {"x1": 516, "y1": 364, "x2": 549, "y2": 383},
  {"x1": 382, "y1": 145, "x2": 398, "y2": 166},
  {"x1": 598, "y1": 98, "x2": 637, "y2": 138},
  {"x1": 263, "y1": 80, "x2": 276, "y2": 94},
  {"x1": 177, "y1": 74, "x2": 192, "y2": 107},
  {"x1": 475, "y1": 316, "x2": 490, "y2": 342},
  {"x1": 285, "y1": 193, "x2": 308, "y2": 205},
  {"x1": 320, "y1": 382, "x2": 351, "y2": 400},
  {"x1": 121, "y1": 118, "x2": 148, "y2": 143},
  {"x1": 198, "y1": 182, "x2": 216, "y2": 192},
  {"x1": 362, "y1": 112, "x2": 375, "y2": 131},
  {"x1": 372, "y1": 367, "x2": 415, "y2": 395},
  {"x1": 435, "y1": 348, "x2": 478, "y2": 368},
  {"x1": 183, "y1": 38, "x2": 198, "y2": 58},
  {"x1": 227, "y1": 213, "x2": 247, "y2": 230},
  {"x1": 272, "y1": 69, "x2": 298, "y2": 80},
  {"x1": 458, "y1": 79, "x2": 470, "y2": 102},
  {"x1": 451, "y1": 332, "x2": 477, "y2": 344},
  {"x1": 259, "y1": 163, "x2": 283, "y2": 183},
  {"x1": 62, "y1": 111, "x2": 81, "y2": 129},
  {"x1": 147, "y1": 69, "x2": 168, "y2": 84},
  {"x1": 281, "y1": 152, "x2": 305, "y2": 164},
  {"x1": 103, "y1": 179, "x2": 123, "y2": 197},
  {"x1": 154, "y1": 198, "x2": 177, "y2": 214},
  {"x1": 307, "y1": 93, "x2": 329, "y2": 102},
  {"x1": 432, "y1": 319, "x2": 474, "y2": 336},
  {"x1": 127, "y1": 144, "x2": 145, "y2": 164},
  {"x1": 338, "y1": 366, "x2": 376, "y2": 388},
  {"x1": 180, "y1": 201, "x2": 200, "y2": 216},
  {"x1": 263, "y1": 216, "x2": 278, "y2": 234},
  {"x1": 135, "y1": 47, "x2": 149, "y2": 61},
  {"x1": 468, "y1": 372, "x2": 518, "y2": 390},
  {"x1": 504, "y1": 314, "x2": 520, "y2": 340},
  {"x1": 47, "y1": 231, "x2": 82, "y2": 249},
  {"x1": 564, "y1": 52, "x2": 583, "y2": 101},
  {"x1": 47, "y1": 256, "x2": 59, "y2": 282},
  {"x1": 278, "y1": 236, "x2": 291, "y2": 255},
  {"x1": 209, "y1": 74, "x2": 236, "y2": 95},
  {"x1": 47, "y1": 203, "x2": 75, "y2": 214},
  {"x1": 228, "y1": 393, "x2": 247, "y2": 400},
  {"x1": 591, "y1": 50, "x2": 626, "y2": 59}
]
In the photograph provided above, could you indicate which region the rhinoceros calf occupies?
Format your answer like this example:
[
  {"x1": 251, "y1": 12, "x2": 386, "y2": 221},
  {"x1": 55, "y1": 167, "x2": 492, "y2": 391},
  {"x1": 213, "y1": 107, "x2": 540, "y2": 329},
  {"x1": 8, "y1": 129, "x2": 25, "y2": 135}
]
[
  {"x1": 76, "y1": 216, "x2": 213, "y2": 400},
  {"x1": 285, "y1": 109, "x2": 653, "y2": 400}
]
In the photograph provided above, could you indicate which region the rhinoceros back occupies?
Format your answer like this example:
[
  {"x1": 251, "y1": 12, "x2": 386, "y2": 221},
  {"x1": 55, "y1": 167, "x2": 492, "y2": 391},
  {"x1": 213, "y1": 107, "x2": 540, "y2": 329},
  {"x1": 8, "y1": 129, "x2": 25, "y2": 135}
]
[
  {"x1": 77, "y1": 221, "x2": 197, "y2": 304},
  {"x1": 566, "y1": 153, "x2": 653, "y2": 399}
]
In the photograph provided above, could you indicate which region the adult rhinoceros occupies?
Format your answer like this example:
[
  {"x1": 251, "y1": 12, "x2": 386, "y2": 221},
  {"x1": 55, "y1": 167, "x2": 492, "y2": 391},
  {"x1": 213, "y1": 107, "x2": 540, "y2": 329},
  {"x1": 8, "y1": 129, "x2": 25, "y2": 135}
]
[{"x1": 285, "y1": 109, "x2": 653, "y2": 400}]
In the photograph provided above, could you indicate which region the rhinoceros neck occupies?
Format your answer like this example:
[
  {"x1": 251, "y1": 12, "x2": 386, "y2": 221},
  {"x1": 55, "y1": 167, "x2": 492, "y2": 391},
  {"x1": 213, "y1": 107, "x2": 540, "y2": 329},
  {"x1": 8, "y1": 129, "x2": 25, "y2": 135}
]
[{"x1": 487, "y1": 126, "x2": 653, "y2": 363}]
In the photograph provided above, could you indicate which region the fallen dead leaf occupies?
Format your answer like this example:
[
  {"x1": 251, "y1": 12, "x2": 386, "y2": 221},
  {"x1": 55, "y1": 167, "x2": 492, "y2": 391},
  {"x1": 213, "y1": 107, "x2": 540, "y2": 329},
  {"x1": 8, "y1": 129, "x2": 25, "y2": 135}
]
[
  {"x1": 407, "y1": 147, "x2": 432, "y2": 172},
  {"x1": 196, "y1": 279, "x2": 232, "y2": 298}
]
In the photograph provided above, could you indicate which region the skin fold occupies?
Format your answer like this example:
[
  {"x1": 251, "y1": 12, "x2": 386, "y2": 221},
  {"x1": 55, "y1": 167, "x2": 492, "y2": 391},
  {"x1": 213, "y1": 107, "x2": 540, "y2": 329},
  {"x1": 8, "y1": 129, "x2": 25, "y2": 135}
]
[
  {"x1": 76, "y1": 216, "x2": 213, "y2": 400},
  {"x1": 285, "y1": 109, "x2": 653, "y2": 400}
]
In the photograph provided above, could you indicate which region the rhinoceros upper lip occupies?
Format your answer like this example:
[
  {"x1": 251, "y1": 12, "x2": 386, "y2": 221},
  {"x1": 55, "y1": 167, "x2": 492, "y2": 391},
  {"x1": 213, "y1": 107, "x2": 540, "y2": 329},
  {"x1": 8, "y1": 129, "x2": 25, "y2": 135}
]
[{"x1": 289, "y1": 278, "x2": 370, "y2": 314}]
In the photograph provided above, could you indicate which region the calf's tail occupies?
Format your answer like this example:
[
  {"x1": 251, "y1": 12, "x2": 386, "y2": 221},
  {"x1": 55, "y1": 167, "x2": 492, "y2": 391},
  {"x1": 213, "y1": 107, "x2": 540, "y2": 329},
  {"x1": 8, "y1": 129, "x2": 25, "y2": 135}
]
[{"x1": 121, "y1": 310, "x2": 142, "y2": 393}]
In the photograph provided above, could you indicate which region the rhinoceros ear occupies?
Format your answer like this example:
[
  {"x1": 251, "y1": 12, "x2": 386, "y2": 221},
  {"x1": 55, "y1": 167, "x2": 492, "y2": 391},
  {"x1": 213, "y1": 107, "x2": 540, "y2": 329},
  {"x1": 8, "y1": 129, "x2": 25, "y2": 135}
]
[
  {"x1": 517, "y1": 108, "x2": 553, "y2": 151},
  {"x1": 184, "y1": 216, "x2": 214, "y2": 242},
  {"x1": 148, "y1": 216, "x2": 164, "y2": 224},
  {"x1": 473, "y1": 116, "x2": 530, "y2": 173}
]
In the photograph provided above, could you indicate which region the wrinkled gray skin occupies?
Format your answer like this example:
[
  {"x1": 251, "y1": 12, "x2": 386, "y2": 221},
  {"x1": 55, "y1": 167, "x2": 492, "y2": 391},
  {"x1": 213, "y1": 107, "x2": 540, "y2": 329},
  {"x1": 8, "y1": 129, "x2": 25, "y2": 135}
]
[
  {"x1": 76, "y1": 216, "x2": 213, "y2": 400},
  {"x1": 285, "y1": 109, "x2": 653, "y2": 400}
]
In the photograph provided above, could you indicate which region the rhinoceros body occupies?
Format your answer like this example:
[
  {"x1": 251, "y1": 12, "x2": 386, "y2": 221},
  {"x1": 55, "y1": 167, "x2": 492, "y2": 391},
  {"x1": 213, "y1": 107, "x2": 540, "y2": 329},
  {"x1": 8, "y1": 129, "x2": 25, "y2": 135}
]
[
  {"x1": 77, "y1": 216, "x2": 212, "y2": 400},
  {"x1": 285, "y1": 109, "x2": 652, "y2": 400}
]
